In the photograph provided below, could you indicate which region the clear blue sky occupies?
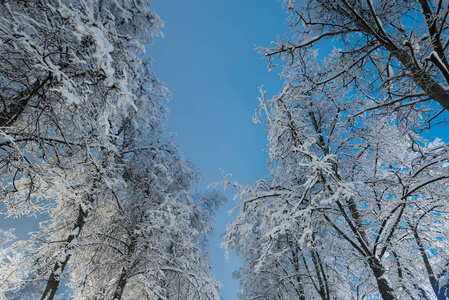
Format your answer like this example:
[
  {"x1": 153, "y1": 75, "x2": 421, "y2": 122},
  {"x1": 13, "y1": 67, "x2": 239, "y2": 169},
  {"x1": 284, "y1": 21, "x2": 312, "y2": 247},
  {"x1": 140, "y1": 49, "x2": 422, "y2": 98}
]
[{"x1": 148, "y1": 1, "x2": 288, "y2": 298}]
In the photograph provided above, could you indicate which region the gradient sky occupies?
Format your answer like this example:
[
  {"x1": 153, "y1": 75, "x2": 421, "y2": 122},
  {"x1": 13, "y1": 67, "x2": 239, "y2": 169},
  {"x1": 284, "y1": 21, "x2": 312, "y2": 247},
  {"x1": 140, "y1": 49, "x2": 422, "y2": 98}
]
[
  {"x1": 1, "y1": 1, "x2": 447, "y2": 299},
  {"x1": 148, "y1": 1, "x2": 288, "y2": 299}
]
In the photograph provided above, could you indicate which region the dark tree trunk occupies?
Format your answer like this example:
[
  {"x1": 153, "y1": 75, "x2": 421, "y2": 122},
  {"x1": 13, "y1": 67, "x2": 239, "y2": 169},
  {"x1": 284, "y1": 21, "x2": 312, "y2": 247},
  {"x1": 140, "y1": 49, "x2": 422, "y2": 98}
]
[
  {"x1": 41, "y1": 204, "x2": 89, "y2": 300},
  {"x1": 112, "y1": 270, "x2": 129, "y2": 300},
  {"x1": 368, "y1": 256, "x2": 396, "y2": 300},
  {"x1": 111, "y1": 239, "x2": 136, "y2": 300}
]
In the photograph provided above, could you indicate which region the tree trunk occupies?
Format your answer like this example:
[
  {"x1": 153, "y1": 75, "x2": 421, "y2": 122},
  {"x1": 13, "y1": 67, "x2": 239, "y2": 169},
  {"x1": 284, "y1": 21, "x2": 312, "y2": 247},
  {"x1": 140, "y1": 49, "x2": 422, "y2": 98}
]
[
  {"x1": 340, "y1": 0, "x2": 449, "y2": 111},
  {"x1": 41, "y1": 204, "x2": 89, "y2": 300},
  {"x1": 291, "y1": 245, "x2": 306, "y2": 300},
  {"x1": 111, "y1": 239, "x2": 136, "y2": 300},
  {"x1": 368, "y1": 256, "x2": 396, "y2": 300},
  {"x1": 112, "y1": 270, "x2": 129, "y2": 300}
]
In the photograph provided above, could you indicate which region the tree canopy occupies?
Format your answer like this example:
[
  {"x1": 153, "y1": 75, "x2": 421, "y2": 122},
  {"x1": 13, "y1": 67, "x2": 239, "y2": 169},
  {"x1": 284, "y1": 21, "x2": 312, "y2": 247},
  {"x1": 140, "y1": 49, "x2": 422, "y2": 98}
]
[
  {"x1": 226, "y1": 0, "x2": 449, "y2": 299},
  {"x1": 0, "y1": 1, "x2": 222, "y2": 299},
  {"x1": 2, "y1": 0, "x2": 449, "y2": 299}
]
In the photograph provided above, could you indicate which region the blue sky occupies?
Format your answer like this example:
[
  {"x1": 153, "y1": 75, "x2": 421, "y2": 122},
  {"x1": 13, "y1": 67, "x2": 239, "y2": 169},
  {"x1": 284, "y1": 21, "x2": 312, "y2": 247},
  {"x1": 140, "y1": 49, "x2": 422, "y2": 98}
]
[
  {"x1": 1, "y1": 1, "x2": 447, "y2": 299},
  {"x1": 148, "y1": 1, "x2": 288, "y2": 298}
]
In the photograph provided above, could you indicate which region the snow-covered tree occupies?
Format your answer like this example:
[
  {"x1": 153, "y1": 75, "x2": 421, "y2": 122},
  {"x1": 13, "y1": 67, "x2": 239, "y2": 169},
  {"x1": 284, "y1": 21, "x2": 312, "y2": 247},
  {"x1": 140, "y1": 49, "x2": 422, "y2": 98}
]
[
  {"x1": 223, "y1": 1, "x2": 449, "y2": 298},
  {"x1": 0, "y1": 0, "x2": 165, "y2": 297},
  {"x1": 0, "y1": 0, "x2": 163, "y2": 215},
  {"x1": 0, "y1": 1, "x2": 222, "y2": 299},
  {"x1": 261, "y1": 0, "x2": 449, "y2": 123},
  {"x1": 225, "y1": 47, "x2": 449, "y2": 299},
  {"x1": 64, "y1": 134, "x2": 224, "y2": 299}
]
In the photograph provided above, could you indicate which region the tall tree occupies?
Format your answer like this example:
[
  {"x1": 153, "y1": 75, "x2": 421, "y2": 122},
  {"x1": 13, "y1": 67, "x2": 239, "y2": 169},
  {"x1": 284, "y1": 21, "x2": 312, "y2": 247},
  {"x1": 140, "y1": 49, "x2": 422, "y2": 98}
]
[
  {"x1": 224, "y1": 1, "x2": 449, "y2": 298},
  {"x1": 0, "y1": 1, "x2": 222, "y2": 299},
  {"x1": 225, "y1": 49, "x2": 449, "y2": 299}
]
